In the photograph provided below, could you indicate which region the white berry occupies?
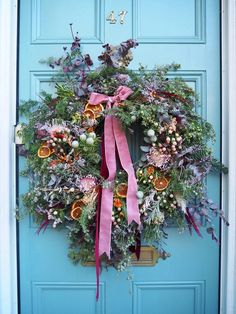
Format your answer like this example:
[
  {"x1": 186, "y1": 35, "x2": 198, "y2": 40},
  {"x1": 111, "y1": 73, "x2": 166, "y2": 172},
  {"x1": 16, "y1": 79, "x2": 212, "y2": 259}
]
[
  {"x1": 88, "y1": 132, "x2": 96, "y2": 139},
  {"x1": 147, "y1": 129, "x2": 155, "y2": 137},
  {"x1": 71, "y1": 140, "x2": 79, "y2": 148},
  {"x1": 80, "y1": 134, "x2": 87, "y2": 141},
  {"x1": 86, "y1": 137, "x2": 94, "y2": 145},
  {"x1": 137, "y1": 191, "x2": 144, "y2": 199}
]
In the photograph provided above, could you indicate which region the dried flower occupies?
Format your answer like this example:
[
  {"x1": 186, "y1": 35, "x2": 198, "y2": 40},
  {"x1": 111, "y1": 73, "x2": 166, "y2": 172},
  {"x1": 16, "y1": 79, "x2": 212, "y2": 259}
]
[
  {"x1": 78, "y1": 176, "x2": 97, "y2": 192},
  {"x1": 147, "y1": 147, "x2": 170, "y2": 168}
]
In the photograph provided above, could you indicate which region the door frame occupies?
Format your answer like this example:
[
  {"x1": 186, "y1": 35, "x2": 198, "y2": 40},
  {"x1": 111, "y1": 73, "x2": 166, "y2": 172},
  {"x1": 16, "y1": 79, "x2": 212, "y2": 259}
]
[
  {"x1": 0, "y1": 1, "x2": 235, "y2": 313},
  {"x1": 220, "y1": 1, "x2": 236, "y2": 313},
  {"x1": 0, "y1": 1, "x2": 18, "y2": 314}
]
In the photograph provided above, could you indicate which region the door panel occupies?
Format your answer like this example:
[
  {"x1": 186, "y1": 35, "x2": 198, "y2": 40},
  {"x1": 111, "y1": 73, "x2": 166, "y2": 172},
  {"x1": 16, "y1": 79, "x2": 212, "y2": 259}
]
[
  {"x1": 18, "y1": 1, "x2": 220, "y2": 313},
  {"x1": 132, "y1": 0, "x2": 205, "y2": 43}
]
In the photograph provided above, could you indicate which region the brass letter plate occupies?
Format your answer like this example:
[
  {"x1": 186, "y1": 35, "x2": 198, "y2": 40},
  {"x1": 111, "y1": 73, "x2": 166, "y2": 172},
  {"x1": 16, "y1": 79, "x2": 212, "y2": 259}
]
[{"x1": 82, "y1": 247, "x2": 170, "y2": 267}]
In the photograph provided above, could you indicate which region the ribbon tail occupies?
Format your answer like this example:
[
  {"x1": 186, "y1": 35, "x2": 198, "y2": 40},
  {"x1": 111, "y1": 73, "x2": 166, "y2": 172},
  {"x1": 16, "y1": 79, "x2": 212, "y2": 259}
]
[
  {"x1": 95, "y1": 136, "x2": 108, "y2": 301},
  {"x1": 129, "y1": 233, "x2": 141, "y2": 260},
  {"x1": 99, "y1": 189, "x2": 114, "y2": 257},
  {"x1": 95, "y1": 188, "x2": 101, "y2": 301},
  {"x1": 135, "y1": 232, "x2": 141, "y2": 260},
  {"x1": 112, "y1": 117, "x2": 140, "y2": 226},
  {"x1": 36, "y1": 218, "x2": 49, "y2": 235},
  {"x1": 185, "y1": 213, "x2": 193, "y2": 235},
  {"x1": 99, "y1": 116, "x2": 117, "y2": 258},
  {"x1": 186, "y1": 208, "x2": 202, "y2": 238}
]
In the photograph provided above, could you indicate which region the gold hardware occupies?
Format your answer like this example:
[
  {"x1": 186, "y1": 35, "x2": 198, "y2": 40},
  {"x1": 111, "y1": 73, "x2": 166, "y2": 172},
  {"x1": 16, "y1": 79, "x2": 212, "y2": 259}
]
[
  {"x1": 106, "y1": 10, "x2": 128, "y2": 25},
  {"x1": 82, "y1": 247, "x2": 170, "y2": 267},
  {"x1": 106, "y1": 11, "x2": 117, "y2": 24},
  {"x1": 118, "y1": 10, "x2": 128, "y2": 24},
  {"x1": 131, "y1": 247, "x2": 170, "y2": 266}
]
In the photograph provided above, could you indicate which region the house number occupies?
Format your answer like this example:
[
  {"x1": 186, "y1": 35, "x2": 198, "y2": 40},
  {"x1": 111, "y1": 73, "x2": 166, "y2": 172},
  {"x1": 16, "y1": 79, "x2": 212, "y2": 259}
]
[
  {"x1": 106, "y1": 11, "x2": 117, "y2": 24},
  {"x1": 106, "y1": 10, "x2": 128, "y2": 24},
  {"x1": 118, "y1": 10, "x2": 128, "y2": 24}
]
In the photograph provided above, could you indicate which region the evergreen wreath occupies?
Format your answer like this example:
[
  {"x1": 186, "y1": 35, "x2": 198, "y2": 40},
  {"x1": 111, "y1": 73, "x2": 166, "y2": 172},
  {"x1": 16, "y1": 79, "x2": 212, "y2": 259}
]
[{"x1": 19, "y1": 36, "x2": 228, "y2": 272}]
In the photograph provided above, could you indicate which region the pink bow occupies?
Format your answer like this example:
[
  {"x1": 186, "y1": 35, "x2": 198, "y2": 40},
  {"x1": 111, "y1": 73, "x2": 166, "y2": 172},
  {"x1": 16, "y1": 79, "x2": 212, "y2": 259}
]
[{"x1": 89, "y1": 86, "x2": 141, "y2": 258}]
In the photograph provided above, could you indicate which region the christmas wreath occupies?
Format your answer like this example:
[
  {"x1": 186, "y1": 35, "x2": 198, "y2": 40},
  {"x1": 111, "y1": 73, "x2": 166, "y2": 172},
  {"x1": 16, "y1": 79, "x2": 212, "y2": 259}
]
[{"x1": 19, "y1": 36, "x2": 228, "y2": 274}]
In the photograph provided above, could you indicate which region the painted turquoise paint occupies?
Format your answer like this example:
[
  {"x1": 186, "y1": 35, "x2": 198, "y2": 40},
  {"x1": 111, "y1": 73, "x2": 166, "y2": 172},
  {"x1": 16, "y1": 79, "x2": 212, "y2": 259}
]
[{"x1": 18, "y1": 0, "x2": 221, "y2": 313}]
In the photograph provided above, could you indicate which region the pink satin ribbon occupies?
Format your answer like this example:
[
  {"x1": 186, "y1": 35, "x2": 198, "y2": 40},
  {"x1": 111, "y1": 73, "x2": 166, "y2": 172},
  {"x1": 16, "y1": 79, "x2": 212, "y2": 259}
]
[{"x1": 89, "y1": 86, "x2": 141, "y2": 258}]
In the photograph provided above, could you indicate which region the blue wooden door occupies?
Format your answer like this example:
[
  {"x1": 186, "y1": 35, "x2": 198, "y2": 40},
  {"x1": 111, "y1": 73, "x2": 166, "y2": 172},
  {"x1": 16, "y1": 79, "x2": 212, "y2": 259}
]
[{"x1": 18, "y1": 1, "x2": 221, "y2": 313}]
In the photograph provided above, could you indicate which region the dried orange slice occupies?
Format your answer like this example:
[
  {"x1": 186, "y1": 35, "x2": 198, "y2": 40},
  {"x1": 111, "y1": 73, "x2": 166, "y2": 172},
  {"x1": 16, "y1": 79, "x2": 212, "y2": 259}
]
[
  {"x1": 70, "y1": 206, "x2": 82, "y2": 220},
  {"x1": 146, "y1": 166, "x2": 155, "y2": 175},
  {"x1": 153, "y1": 177, "x2": 169, "y2": 191},
  {"x1": 71, "y1": 200, "x2": 84, "y2": 210},
  {"x1": 83, "y1": 109, "x2": 96, "y2": 120},
  {"x1": 116, "y1": 183, "x2": 128, "y2": 198},
  {"x1": 70, "y1": 200, "x2": 84, "y2": 220},
  {"x1": 37, "y1": 146, "x2": 52, "y2": 158},
  {"x1": 85, "y1": 103, "x2": 104, "y2": 117}
]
